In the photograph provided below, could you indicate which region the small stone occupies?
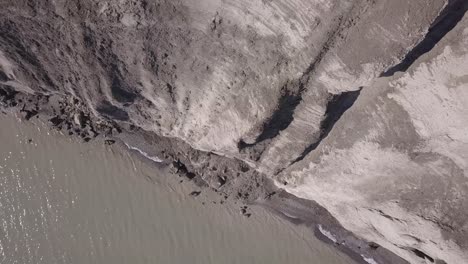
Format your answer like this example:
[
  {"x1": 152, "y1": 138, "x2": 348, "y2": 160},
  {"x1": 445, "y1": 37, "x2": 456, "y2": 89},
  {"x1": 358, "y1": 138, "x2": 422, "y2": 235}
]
[
  {"x1": 190, "y1": 191, "x2": 201, "y2": 197},
  {"x1": 266, "y1": 191, "x2": 276, "y2": 199},
  {"x1": 104, "y1": 139, "x2": 116, "y2": 145},
  {"x1": 217, "y1": 175, "x2": 227, "y2": 187},
  {"x1": 49, "y1": 116, "x2": 63, "y2": 126},
  {"x1": 73, "y1": 113, "x2": 82, "y2": 127}
]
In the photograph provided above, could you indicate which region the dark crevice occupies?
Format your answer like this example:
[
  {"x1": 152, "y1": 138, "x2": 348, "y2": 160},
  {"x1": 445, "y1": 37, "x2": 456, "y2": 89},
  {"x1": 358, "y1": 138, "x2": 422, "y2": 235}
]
[
  {"x1": 255, "y1": 86, "x2": 303, "y2": 143},
  {"x1": 0, "y1": 70, "x2": 9, "y2": 82},
  {"x1": 20, "y1": 104, "x2": 38, "y2": 120},
  {"x1": 0, "y1": 85, "x2": 18, "y2": 101},
  {"x1": 173, "y1": 159, "x2": 196, "y2": 179},
  {"x1": 109, "y1": 64, "x2": 137, "y2": 103},
  {"x1": 238, "y1": 82, "x2": 303, "y2": 151},
  {"x1": 0, "y1": 85, "x2": 19, "y2": 108},
  {"x1": 368, "y1": 242, "x2": 380, "y2": 250},
  {"x1": 288, "y1": 88, "x2": 362, "y2": 166},
  {"x1": 382, "y1": 0, "x2": 468, "y2": 76},
  {"x1": 96, "y1": 101, "x2": 130, "y2": 121},
  {"x1": 410, "y1": 248, "x2": 434, "y2": 263},
  {"x1": 237, "y1": 15, "x2": 347, "y2": 154},
  {"x1": 166, "y1": 83, "x2": 176, "y2": 103}
]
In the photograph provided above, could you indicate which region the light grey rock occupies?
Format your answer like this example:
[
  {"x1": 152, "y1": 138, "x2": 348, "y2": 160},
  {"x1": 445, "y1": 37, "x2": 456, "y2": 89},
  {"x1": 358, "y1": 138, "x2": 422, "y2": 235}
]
[{"x1": 282, "y1": 10, "x2": 468, "y2": 264}]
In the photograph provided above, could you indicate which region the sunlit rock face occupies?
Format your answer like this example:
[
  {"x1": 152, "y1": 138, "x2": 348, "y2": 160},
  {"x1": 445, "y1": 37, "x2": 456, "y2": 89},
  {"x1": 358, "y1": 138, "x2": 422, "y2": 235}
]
[
  {"x1": 2, "y1": 0, "x2": 468, "y2": 263},
  {"x1": 283, "y1": 11, "x2": 468, "y2": 264},
  {"x1": 0, "y1": 0, "x2": 445, "y2": 155}
]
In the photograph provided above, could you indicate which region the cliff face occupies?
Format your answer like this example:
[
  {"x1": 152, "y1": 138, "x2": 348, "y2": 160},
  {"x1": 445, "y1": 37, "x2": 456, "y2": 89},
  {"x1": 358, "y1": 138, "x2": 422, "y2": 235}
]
[
  {"x1": 283, "y1": 12, "x2": 468, "y2": 264},
  {"x1": 1, "y1": 0, "x2": 467, "y2": 263}
]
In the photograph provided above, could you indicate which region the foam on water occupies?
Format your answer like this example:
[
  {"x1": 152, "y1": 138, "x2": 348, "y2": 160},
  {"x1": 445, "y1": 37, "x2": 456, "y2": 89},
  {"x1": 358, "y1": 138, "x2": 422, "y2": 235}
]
[
  {"x1": 123, "y1": 142, "x2": 163, "y2": 163},
  {"x1": 318, "y1": 224, "x2": 338, "y2": 243}
]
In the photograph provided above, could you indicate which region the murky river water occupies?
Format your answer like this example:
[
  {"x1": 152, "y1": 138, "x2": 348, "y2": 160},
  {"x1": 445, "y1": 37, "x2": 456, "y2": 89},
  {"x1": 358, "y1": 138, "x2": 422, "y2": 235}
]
[{"x1": 0, "y1": 114, "x2": 355, "y2": 264}]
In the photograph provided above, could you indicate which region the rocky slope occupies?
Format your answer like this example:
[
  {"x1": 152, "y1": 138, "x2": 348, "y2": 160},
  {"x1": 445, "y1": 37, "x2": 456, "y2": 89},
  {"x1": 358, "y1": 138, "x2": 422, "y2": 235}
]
[
  {"x1": 283, "y1": 7, "x2": 468, "y2": 264},
  {"x1": 1, "y1": 0, "x2": 467, "y2": 263}
]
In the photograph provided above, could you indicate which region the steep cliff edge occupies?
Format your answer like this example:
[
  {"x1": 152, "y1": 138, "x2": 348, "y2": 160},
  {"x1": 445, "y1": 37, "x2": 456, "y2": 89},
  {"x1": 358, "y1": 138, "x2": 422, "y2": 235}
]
[
  {"x1": 1, "y1": 0, "x2": 467, "y2": 263},
  {"x1": 282, "y1": 9, "x2": 468, "y2": 264}
]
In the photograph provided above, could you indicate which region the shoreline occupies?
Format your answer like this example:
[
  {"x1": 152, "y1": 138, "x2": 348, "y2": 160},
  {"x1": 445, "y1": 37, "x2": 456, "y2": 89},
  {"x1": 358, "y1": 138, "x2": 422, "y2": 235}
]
[
  {"x1": 0, "y1": 112, "x2": 356, "y2": 264},
  {"x1": 112, "y1": 126, "x2": 409, "y2": 264},
  {"x1": 0, "y1": 91, "x2": 408, "y2": 264}
]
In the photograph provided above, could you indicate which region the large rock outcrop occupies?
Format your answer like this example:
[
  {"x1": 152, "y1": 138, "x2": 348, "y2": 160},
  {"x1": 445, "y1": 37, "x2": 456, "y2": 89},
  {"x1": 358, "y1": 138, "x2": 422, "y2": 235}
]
[
  {"x1": 283, "y1": 10, "x2": 468, "y2": 264},
  {"x1": 1, "y1": 0, "x2": 467, "y2": 263}
]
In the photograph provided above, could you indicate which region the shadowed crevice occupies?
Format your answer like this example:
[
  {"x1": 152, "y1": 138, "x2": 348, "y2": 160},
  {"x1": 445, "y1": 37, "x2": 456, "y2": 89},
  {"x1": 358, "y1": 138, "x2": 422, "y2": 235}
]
[
  {"x1": 237, "y1": 16, "x2": 346, "y2": 156},
  {"x1": 109, "y1": 65, "x2": 137, "y2": 104},
  {"x1": 255, "y1": 89, "x2": 303, "y2": 143},
  {"x1": 382, "y1": 0, "x2": 468, "y2": 76},
  {"x1": 288, "y1": 88, "x2": 362, "y2": 166},
  {"x1": 238, "y1": 83, "x2": 304, "y2": 151},
  {"x1": 410, "y1": 248, "x2": 435, "y2": 263},
  {"x1": 96, "y1": 101, "x2": 130, "y2": 121}
]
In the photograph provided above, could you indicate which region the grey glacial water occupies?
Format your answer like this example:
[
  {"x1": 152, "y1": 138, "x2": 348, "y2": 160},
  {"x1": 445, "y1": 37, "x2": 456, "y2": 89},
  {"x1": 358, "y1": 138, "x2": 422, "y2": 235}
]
[{"x1": 0, "y1": 114, "x2": 355, "y2": 264}]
